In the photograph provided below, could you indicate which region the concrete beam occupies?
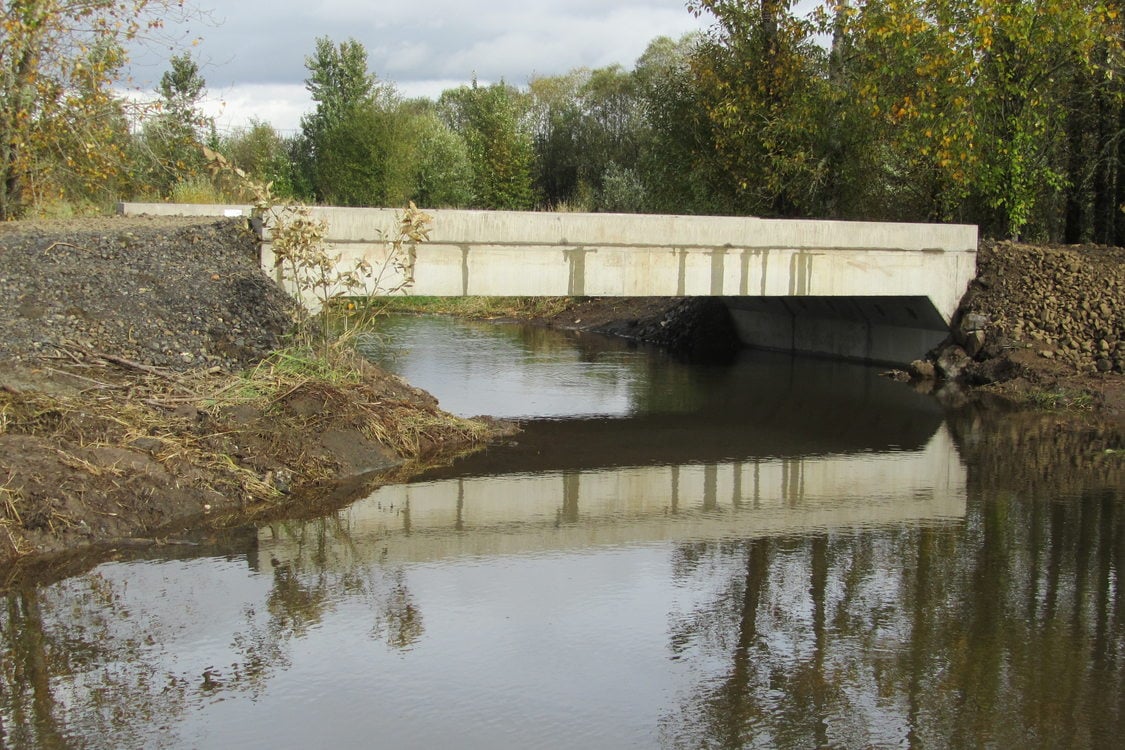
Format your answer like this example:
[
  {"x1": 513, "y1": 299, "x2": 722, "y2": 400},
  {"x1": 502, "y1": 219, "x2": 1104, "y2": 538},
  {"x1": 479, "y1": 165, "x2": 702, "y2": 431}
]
[{"x1": 265, "y1": 207, "x2": 977, "y2": 324}]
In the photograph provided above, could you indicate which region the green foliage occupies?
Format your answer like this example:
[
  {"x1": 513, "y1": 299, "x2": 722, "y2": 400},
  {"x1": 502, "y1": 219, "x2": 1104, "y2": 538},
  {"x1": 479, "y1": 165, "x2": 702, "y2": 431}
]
[
  {"x1": 441, "y1": 80, "x2": 537, "y2": 210},
  {"x1": 633, "y1": 34, "x2": 727, "y2": 214},
  {"x1": 687, "y1": 0, "x2": 831, "y2": 216},
  {"x1": 218, "y1": 119, "x2": 296, "y2": 198},
  {"x1": 292, "y1": 36, "x2": 418, "y2": 207},
  {"x1": 168, "y1": 174, "x2": 226, "y2": 204},
  {"x1": 134, "y1": 52, "x2": 214, "y2": 198},
  {"x1": 406, "y1": 106, "x2": 474, "y2": 208},
  {"x1": 303, "y1": 36, "x2": 381, "y2": 129},
  {"x1": 528, "y1": 64, "x2": 649, "y2": 211},
  {"x1": 598, "y1": 162, "x2": 647, "y2": 213},
  {"x1": 312, "y1": 103, "x2": 409, "y2": 206}
]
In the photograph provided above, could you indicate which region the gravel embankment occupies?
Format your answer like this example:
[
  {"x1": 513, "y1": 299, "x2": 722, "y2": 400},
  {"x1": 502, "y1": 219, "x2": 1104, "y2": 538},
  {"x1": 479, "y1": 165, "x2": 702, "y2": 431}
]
[
  {"x1": 0, "y1": 216, "x2": 293, "y2": 372},
  {"x1": 964, "y1": 241, "x2": 1124, "y2": 374}
]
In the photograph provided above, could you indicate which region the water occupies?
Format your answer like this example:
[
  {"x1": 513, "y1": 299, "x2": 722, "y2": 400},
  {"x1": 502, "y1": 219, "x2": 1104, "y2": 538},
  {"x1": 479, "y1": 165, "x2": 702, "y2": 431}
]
[{"x1": 2, "y1": 316, "x2": 1122, "y2": 749}]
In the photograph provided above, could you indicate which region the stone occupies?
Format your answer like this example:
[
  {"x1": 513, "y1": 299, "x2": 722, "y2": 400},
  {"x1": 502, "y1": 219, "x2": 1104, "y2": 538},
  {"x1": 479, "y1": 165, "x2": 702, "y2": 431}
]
[
  {"x1": 909, "y1": 359, "x2": 936, "y2": 379},
  {"x1": 964, "y1": 329, "x2": 987, "y2": 358},
  {"x1": 1096, "y1": 358, "x2": 1112, "y2": 373},
  {"x1": 936, "y1": 346, "x2": 971, "y2": 380}
]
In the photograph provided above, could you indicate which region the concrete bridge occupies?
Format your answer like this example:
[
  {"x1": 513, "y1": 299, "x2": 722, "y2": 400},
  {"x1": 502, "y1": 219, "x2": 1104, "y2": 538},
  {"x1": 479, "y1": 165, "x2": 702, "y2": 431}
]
[{"x1": 120, "y1": 203, "x2": 978, "y2": 365}]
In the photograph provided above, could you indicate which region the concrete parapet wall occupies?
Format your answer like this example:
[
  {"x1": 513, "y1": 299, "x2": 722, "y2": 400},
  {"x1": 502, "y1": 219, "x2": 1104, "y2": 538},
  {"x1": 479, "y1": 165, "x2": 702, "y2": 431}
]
[
  {"x1": 271, "y1": 207, "x2": 977, "y2": 327},
  {"x1": 119, "y1": 202, "x2": 252, "y2": 218}
]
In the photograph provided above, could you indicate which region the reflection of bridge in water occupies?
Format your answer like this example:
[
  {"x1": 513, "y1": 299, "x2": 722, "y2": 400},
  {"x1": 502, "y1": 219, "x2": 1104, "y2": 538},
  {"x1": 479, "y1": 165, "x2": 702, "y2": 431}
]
[{"x1": 259, "y1": 424, "x2": 966, "y2": 568}]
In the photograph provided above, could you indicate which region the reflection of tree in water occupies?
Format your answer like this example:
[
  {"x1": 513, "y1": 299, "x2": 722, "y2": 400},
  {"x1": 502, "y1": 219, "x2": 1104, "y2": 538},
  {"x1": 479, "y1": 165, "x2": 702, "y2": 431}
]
[
  {"x1": 0, "y1": 513, "x2": 426, "y2": 747},
  {"x1": 0, "y1": 573, "x2": 198, "y2": 749},
  {"x1": 261, "y1": 514, "x2": 425, "y2": 651},
  {"x1": 370, "y1": 568, "x2": 424, "y2": 650},
  {"x1": 659, "y1": 484, "x2": 1125, "y2": 749}
]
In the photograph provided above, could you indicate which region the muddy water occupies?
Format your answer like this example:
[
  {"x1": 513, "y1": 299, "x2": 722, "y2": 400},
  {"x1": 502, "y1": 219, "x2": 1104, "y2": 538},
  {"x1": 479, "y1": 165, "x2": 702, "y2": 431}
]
[{"x1": 2, "y1": 317, "x2": 1123, "y2": 749}]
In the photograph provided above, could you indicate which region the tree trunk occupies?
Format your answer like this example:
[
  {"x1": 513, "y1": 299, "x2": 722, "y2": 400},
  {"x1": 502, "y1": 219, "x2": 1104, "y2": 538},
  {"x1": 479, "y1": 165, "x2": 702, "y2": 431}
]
[{"x1": 1064, "y1": 71, "x2": 1090, "y2": 244}]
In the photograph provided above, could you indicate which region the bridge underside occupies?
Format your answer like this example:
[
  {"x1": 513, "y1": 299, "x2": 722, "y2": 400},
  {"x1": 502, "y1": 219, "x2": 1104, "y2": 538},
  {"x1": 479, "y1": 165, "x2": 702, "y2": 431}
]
[{"x1": 724, "y1": 295, "x2": 948, "y2": 366}]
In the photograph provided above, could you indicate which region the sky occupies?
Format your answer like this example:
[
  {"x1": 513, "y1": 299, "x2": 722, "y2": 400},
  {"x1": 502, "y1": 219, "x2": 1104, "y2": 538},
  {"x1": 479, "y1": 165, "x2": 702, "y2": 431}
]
[{"x1": 126, "y1": 0, "x2": 721, "y2": 134}]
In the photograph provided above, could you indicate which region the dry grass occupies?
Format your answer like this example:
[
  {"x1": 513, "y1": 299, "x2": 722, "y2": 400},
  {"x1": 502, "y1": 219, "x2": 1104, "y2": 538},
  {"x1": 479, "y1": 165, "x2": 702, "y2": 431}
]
[
  {"x1": 0, "y1": 478, "x2": 31, "y2": 557},
  {"x1": 374, "y1": 295, "x2": 575, "y2": 320},
  {"x1": 2, "y1": 343, "x2": 495, "y2": 504}
]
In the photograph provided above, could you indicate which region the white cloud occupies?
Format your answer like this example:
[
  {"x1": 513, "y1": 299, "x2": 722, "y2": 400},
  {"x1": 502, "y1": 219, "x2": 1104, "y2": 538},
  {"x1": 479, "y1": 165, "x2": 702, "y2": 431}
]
[
  {"x1": 201, "y1": 84, "x2": 312, "y2": 135},
  {"x1": 126, "y1": 0, "x2": 713, "y2": 129}
]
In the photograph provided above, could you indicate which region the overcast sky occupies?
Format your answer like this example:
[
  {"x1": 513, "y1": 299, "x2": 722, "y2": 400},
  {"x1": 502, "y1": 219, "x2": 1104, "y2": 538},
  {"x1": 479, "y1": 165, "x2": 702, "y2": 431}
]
[{"x1": 127, "y1": 1, "x2": 723, "y2": 134}]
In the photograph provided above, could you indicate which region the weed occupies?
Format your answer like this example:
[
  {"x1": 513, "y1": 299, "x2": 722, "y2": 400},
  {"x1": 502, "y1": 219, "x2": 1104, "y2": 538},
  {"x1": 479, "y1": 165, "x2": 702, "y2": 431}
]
[
  {"x1": 203, "y1": 146, "x2": 431, "y2": 356},
  {"x1": 169, "y1": 175, "x2": 230, "y2": 205},
  {"x1": 1027, "y1": 389, "x2": 1094, "y2": 411}
]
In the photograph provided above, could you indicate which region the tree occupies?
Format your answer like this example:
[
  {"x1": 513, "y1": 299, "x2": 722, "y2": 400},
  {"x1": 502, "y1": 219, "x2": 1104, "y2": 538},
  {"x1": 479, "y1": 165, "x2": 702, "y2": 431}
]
[
  {"x1": 402, "y1": 103, "x2": 474, "y2": 208},
  {"x1": 293, "y1": 36, "x2": 408, "y2": 206},
  {"x1": 219, "y1": 119, "x2": 296, "y2": 198},
  {"x1": 136, "y1": 52, "x2": 212, "y2": 196},
  {"x1": 528, "y1": 71, "x2": 585, "y2": 207},
  {"x1": 687, "y1": 0, "x2": 832, "y2": 216},
  {"x1": 528, "y1": 65, "x2": 651, "y2": 211},
  {"x1": 440, "y1": 80, "x2": 537, "y2": 210},
  {"x1": 0, "y1": 0, "x2": 193, "y2": 218},
  {"x1": 633, "y1": 34, "x2": 728, "y2": 214},
  {"x1": 828, "y1": 0, "x2": 1113, "y2": 237}
]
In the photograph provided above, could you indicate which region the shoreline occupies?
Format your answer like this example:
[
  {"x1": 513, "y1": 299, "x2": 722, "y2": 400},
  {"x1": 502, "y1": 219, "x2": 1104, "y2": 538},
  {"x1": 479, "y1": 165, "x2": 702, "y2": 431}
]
[
  {"x1": 0, "y1": 217, "x2": 508, "y2": 578},
  {"x1": 2, "y1": 216, "x2": 1122, "y2": 580}
]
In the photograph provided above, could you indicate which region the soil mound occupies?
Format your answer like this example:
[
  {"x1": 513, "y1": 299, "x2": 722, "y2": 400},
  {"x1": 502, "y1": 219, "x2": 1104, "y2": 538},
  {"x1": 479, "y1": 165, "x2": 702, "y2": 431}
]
[
  {"x1": 0, "y1": 216, "x2": 497, "y2": 571},
  {"x1": 0, "y1": 216, "x2": 293, "y2": 372}
]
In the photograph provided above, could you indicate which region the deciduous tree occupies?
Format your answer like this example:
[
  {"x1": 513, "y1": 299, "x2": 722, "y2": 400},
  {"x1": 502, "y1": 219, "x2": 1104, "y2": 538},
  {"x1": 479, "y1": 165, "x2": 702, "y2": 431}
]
[
  {"x1": 440, "y1": 80, "x2": 537, "y2": 210},
  {"x1": 0, "y1": 0, "x2": 192, "y2": 217},
  {"x1": 293, "y1": 36, "x2": 407, "y2": 206}
]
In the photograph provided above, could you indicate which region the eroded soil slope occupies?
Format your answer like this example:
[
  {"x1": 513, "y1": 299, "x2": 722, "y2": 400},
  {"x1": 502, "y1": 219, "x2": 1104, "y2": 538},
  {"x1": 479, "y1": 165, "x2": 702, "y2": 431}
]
[{"x1": 0, "y1": 216, "x2": 495, "y2": 567}]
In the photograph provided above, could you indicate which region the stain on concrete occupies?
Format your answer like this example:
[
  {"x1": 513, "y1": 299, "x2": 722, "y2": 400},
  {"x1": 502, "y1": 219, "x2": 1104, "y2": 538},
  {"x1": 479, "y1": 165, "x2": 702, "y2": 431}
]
[
  {"x1": 788, "y1": 252, "x2": 814, "y2": 295},
  {"x1": 760, "y1": 250, "x2": 770, "y2": 296},
  {"x1": 739, "y1": 251, "x2": 752, "y2": 296},
  {"x1": 460, "y1": 245, "x2": 470, "y2": 296},
  {"x1": 710, "y1": 248, "x2": 726, "y2": 296},
  {"x1": 564, "y1": 247, "x2": 590, "y2": 296}
]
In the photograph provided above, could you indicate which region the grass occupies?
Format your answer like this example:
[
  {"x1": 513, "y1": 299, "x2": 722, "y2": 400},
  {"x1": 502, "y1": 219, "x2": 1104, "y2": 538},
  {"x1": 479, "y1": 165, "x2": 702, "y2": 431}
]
[
  {"x1": 374, "y1": 295, "x2": 575, "y2": 320},
  {"x1": 1026, "y1": 389, "x2": 1095, "y2": 411}
]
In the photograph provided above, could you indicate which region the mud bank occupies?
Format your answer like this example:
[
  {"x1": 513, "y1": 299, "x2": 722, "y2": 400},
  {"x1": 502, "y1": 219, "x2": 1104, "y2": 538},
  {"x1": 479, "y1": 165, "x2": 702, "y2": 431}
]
[{"x1": 0, "y1": 217, "x2": 502, "y2": 572}]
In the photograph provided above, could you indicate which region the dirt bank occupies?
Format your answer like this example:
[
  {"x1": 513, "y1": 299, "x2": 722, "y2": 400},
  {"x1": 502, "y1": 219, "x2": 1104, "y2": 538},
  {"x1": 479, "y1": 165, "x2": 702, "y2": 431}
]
[{"x1": 0, "y1": 217, "x2": 501, "y2": 571}]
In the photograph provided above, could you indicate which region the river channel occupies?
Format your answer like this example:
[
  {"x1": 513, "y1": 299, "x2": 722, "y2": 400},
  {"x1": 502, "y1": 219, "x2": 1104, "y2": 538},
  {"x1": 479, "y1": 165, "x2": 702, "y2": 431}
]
[{"x1": 2, "y1": 315, "x2": 1123, "y2": 749}]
